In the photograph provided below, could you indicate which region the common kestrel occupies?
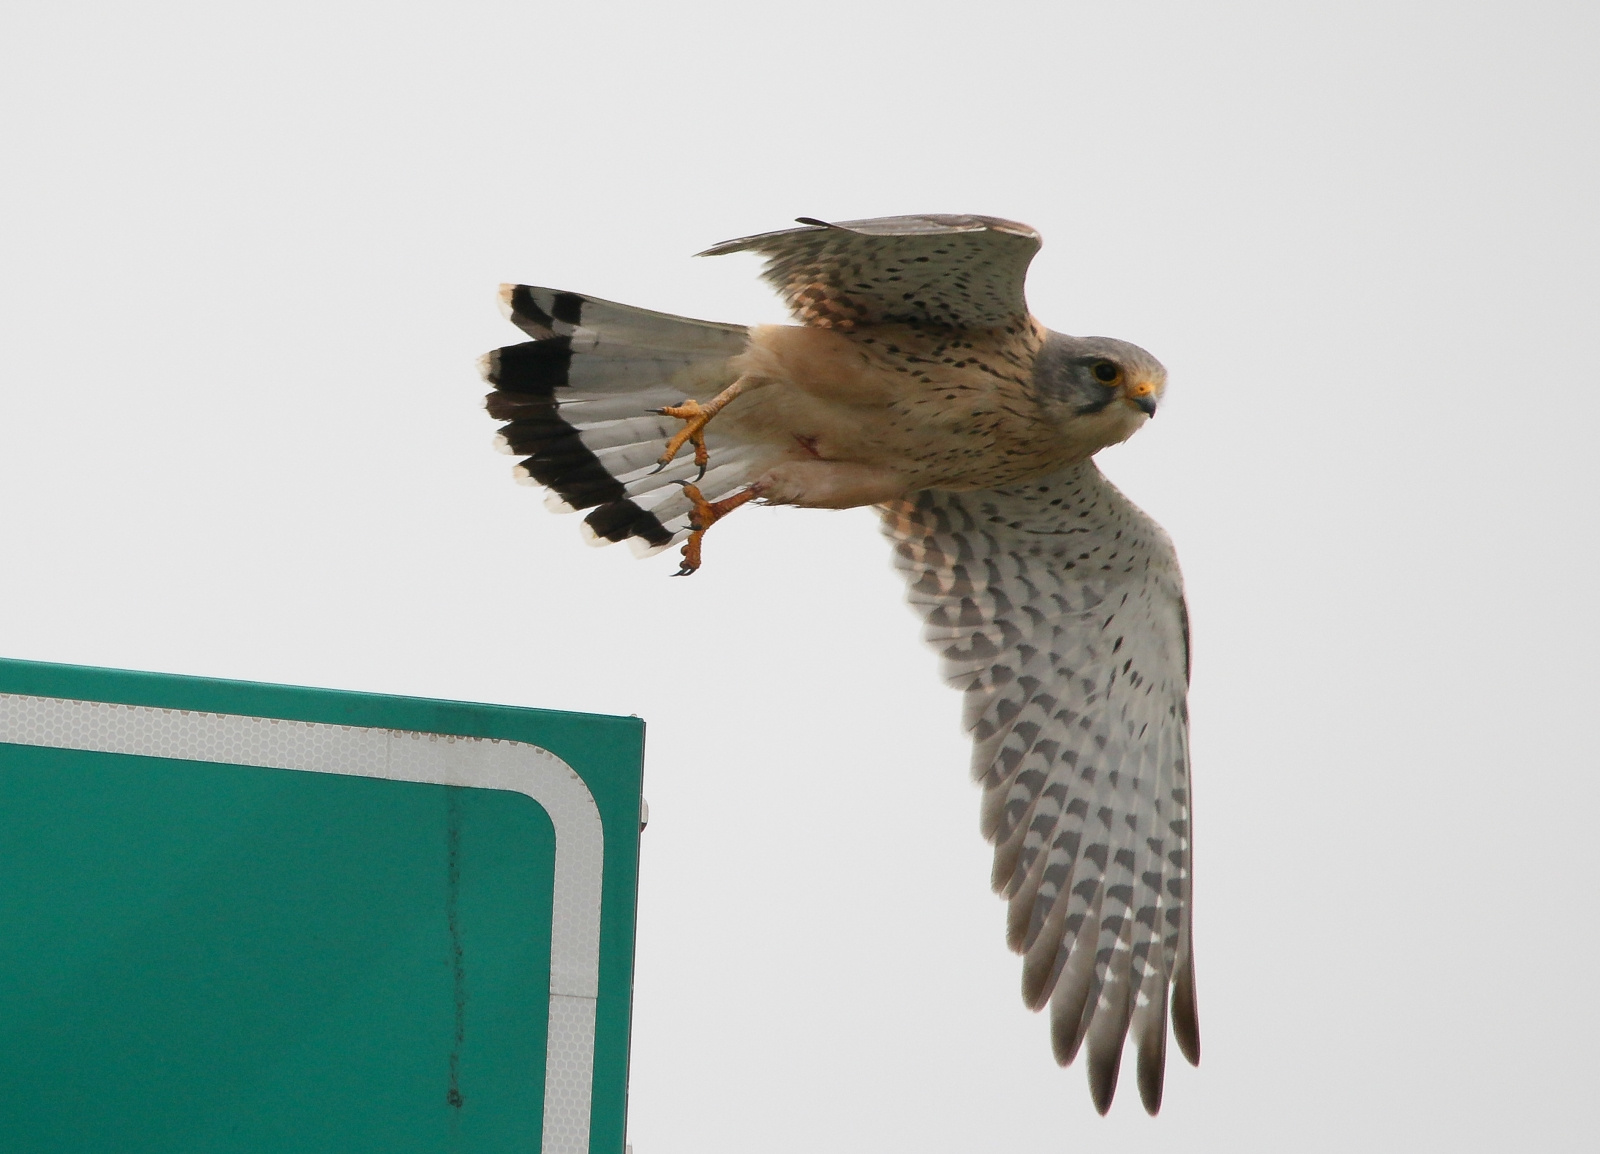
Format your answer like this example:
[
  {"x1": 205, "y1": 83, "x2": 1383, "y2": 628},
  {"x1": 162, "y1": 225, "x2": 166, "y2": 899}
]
[{"x1": 481, "y1": 215, "x2": 1198, "y2": 1114}]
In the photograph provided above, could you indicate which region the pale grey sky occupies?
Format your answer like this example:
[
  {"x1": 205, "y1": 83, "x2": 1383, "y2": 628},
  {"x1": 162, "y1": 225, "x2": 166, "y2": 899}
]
[{"x1": 3, "y1": 2, "x2": 1597, "y2": 1150}]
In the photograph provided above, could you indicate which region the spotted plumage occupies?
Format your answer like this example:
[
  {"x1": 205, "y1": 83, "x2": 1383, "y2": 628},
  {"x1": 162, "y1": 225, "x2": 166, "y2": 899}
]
[
  {"x1": 698, "y1": 214, "x2": 1042, "y2": 329},
  {"x1": 881, "y1": 463, "x2": 1197, "y2": 1114},
  {"x1": 481, "y1": 215, "x2": 1197, "y2": 1114}
]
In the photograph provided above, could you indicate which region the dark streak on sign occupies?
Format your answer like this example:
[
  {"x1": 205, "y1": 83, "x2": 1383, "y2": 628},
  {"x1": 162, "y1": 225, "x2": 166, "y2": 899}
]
[{"x1": 446, "y1": 788, "x2": 466, "y2": 1110}]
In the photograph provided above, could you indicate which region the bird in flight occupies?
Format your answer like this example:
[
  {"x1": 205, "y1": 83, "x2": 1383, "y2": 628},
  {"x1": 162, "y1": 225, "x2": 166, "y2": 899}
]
[{"x1": 481, "y1": 215, "x2": 1198, "y2": 1115}]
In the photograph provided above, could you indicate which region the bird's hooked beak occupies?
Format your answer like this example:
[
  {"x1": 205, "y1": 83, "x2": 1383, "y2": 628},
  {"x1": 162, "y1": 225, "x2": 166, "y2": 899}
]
[{"x1": 1124, "y1": 379, "x2": 1159, "y2": 417}]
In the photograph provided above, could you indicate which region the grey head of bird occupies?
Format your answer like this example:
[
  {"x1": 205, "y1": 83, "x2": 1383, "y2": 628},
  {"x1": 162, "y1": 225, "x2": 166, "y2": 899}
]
[{"x1": 1030, "y1": 331, "x2": 1168, "y2": 459}]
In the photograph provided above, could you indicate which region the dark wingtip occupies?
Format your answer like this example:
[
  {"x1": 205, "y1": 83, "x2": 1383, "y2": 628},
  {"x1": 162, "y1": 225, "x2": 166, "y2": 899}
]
[
  {"x1": 1049, "y1": 975, "x2": 1093, "y2": 1067},
  {"x1": 1021, "y1": 932, "x2": 1065, "y2": 1011},
  {"x1": 1005, "y1": 895, "x2": 1030, "y2": 953},
  {"x1": 1137, "y1": 1031, "x2": 1167, "y2": 1115},
  {"x1": 1137, "y1": 1056, "x2": 1164, "y2": 1115},
  {"x1": 1085, "y1": 989, "x2": 1134, "y2": 1117},
  {"x1": 793, "y1": 216, "x2": 832, "y2": 227},
  {"x1": 1087, "y1": 1048, "x2": 1120, "y2": 1116},
  {"x1": 1173, "y1": 955, "x2": 1201, "y2": 1066}
]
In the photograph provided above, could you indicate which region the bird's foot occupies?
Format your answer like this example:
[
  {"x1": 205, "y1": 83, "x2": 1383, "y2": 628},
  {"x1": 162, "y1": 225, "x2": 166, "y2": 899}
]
[
  {"x1": 673, "y1": 483, "x2": 758, "y2": 576},
  {"x1": 651, "y1": 376, "x2": 751, "y2": 478},
  {"x1": 653, "y1": 399, "x2": 713, "y2": 477}
]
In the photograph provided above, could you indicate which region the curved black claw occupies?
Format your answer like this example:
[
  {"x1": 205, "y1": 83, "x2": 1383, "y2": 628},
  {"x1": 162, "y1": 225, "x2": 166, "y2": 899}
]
[{"x1": 672, "y1": 563, "x2": 697, "y2": 577}]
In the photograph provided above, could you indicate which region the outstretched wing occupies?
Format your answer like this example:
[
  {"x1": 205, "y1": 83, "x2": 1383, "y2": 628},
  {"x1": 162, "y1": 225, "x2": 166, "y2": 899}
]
[
  {"x1": 699, "y1": 214, "x2": 1040, "y2": 330},
  {"x1": 880, "y1": 461, "x2": 1199, "y2": 1115}
]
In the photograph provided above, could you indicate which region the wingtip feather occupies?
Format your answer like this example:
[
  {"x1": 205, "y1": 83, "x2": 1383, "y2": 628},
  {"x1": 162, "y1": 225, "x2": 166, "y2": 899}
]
[
  {"x1": 1136, "y1": 984, "x2": 1170, "y2": 1115},
  {"x1": 1048, "y1": 955, "x2": 1095, "y2": 1067},
  {"x1": 1087, "y1": 1041, "x2": 1122, "y2": 1116},
  {"x1": 1085, "y1": 977, "x2": 1134, "y2": 1116},
  {"x1": 1137, "y1": 1042, "x2": 1166, "y2": 1115},
  {"x1": 1019, "y1": 913, "x2": 1066, "y2": 1009},
  {"x1": 1172, "y1": 952, "x2": 1201, "y2": 1066}
]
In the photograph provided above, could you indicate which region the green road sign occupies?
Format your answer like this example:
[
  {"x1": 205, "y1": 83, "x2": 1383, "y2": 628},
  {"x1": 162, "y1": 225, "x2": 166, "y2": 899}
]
[{"x1": 0, "y1": 657, "x2": 644, "y2": 1154}]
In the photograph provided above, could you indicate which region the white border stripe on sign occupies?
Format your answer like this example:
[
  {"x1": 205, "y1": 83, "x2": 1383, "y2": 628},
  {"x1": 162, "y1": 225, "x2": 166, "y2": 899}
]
[{"x1": 0, "y1": 691, "x2": 604, "y2": 1154}]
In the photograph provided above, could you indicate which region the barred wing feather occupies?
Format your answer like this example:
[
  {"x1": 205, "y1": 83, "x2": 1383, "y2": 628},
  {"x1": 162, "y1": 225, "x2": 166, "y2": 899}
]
[
  {"x1": 699, "y1": 214, "x2": 1040, "y2": 330},
  {"x1": 880, "y1": 461, "x2": 1199, "y2": 1115}
]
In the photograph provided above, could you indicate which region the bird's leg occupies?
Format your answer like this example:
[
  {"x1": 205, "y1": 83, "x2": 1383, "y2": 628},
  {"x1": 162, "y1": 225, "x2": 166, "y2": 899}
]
[
  {"x1": 652, "y1": 375, "x2": 751, "y2": 478},
  {"x1": 673, "y1": 483, "x2": 758, "y2": 576}
]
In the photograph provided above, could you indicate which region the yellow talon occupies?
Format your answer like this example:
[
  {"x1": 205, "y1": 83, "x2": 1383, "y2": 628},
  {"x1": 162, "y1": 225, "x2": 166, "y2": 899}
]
[
  {"x1": 674, "y1": 483, "x2": 758, "y2": 576},
  {"x1": 656, "y1": 400, "x2": 713, "y2": 470},
  {"x1": 653, "y1": 376, "x2": 751, "y2": 472}
]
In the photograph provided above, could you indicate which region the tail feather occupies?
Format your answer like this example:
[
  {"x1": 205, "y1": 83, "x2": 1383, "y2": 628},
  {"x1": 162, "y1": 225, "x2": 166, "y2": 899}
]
[
  {"x1": 483, "y1": 285, "x2": 763, "y2": 556},
  {"x1": 569, "y1": 448, "x2": 761, "y2": 548},
  {"x1": 480, "y1": 344, "x2": 733, "y2": 410},
  {"x1": 500, "y1": 284, "x2": 748, "y2": 354}
]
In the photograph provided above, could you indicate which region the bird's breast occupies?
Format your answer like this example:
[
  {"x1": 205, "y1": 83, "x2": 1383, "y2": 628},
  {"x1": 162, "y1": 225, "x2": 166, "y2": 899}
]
[{"x1": 718, "y1": 321, "x2": 1075, "y2": 489}]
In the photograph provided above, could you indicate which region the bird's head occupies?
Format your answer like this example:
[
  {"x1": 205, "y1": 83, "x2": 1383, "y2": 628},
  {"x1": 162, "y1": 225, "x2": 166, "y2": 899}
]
[{"x1": 1033, "y1": 332, "x2": 1168, "y2": 457}]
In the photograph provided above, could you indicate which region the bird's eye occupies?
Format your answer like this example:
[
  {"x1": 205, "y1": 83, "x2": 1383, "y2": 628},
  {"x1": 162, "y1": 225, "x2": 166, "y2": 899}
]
[{"x1": 1092, "y1": 361, "x2": 1121, "y2": 383}]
